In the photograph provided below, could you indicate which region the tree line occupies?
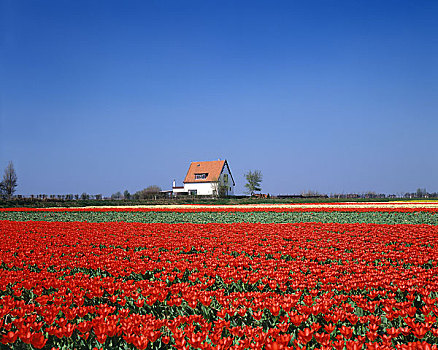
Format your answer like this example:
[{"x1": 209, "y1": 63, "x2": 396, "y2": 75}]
[
  {"x1": 110, "y1": 186, "x2": 163, "y2": 200},
  {"x1": 1, "y1": 161, "x2": 436, "y2": 200}
]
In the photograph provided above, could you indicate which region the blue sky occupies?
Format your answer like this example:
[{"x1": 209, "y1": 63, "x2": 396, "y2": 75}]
[{"x1": 1, "y1": 0, "x2": 437, "y2": 196}]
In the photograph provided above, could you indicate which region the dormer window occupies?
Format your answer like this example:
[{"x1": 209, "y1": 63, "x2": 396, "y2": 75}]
[{"x1": 195, "y1": 173, "x2": 208, "y2": 180}]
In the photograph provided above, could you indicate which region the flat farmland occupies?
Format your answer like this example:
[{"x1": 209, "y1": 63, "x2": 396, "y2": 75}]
[{"x1": 1, "y1": 205, "x2": 438, "y2": 349}]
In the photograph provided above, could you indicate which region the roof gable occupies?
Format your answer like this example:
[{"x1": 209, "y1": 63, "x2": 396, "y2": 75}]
[{"x1": 184, "y1": 160, "x2": 227, "y2": 183}]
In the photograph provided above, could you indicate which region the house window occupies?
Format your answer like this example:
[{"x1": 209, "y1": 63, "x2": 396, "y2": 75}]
[
  {"x1": 188, "y1": 189, "x2": 197, "y2": 196},
  {"x1": 223, "y1": 174, "x2": 228, "y2": 183},
  {"x1": 195, "y1": 173, "x2": 208, "y2": 180}
]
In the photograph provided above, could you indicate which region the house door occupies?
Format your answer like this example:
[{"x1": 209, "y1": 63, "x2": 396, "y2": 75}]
[{"x1": 188, "y1": 190, "x2": 197, "y2": 196}]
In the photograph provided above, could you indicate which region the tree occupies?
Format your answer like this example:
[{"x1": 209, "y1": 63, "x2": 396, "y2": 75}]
[
  {"x1": 80, "y1": 192, "x2": 89, "y2": 200},
  {"x1": 145, "y1": 185, "x2": 161, "y2": 194},
  {"x1": 0, "y1": 161, "x2": 18, "y2": 199},
  {"x1": 416, "y1": 188, "x2": 427, "y2": 198},
  {"x1": 244, "y1": 170, "x2": 262, "y2": 195},
  {"x1": 211, "y1": 177, "x2": 228, "y2": 198},
  {"x1": 111, "y1": 191, "x2": 123, "y2": 200},
  {"x1": 124, "y1": 190, "x2": 131, "y2": 200},
  {"x1": 301, "y1": 190, "x2": 321, "y2": 197},
  {"x1": 133, "y1": 186, "x2": 162, "y2": 200}
]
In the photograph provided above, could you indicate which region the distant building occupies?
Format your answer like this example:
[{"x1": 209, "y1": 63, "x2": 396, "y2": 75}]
[{"x1": 173, "y1": 159, "x2": 235, "y2": 196}]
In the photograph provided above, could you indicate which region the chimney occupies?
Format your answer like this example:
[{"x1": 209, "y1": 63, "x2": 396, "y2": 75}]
[{"x1": 172, "y1": 179, "x2": 176, "y2": 188}]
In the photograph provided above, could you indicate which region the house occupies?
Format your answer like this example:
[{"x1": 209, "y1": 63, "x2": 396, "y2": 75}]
[{"x1": 173, "y1": 159, "x2": 235, "y2": 196}]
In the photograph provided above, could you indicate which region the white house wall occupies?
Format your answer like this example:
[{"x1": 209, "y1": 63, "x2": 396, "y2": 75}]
[
  {"x1": 219, "y1": 165, "x2": 234, "y2": 195},
  {"x1": 184, "y1": 182, "x2": 216, "y2": 195}
]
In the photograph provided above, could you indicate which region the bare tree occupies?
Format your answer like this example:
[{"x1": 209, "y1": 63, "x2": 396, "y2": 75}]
[
  {"x1": 133, "y1": 186, "x2": 162, "y2": 200},
  {"x1": 145, "y1": 185, "x2": 161, "y2": 194},
  {"x1": 301, "y1": 189, "x2": 320, "y2": 196},
  {"x1": 145, "y1": 185, "x2": 161, "y2": 200},
  {"x1": 211, "y1": 177, "x2": 228, "y2": 198},
  {"x1": 211, "y1": 178, "x2": 219, "y2": 197},
  {"x1": 1, "y1": 161, "x2": 18, "y2": 199}
]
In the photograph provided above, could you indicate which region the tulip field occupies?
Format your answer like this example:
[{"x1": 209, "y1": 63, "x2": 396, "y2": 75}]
[{"x1": 1, "y1": 204, "x2": 438, "y2": 349}]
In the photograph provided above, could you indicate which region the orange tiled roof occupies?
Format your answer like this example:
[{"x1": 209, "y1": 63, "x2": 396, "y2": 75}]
[{"x1": 183, "y1": 160, "x2": 226, "y2": 183}]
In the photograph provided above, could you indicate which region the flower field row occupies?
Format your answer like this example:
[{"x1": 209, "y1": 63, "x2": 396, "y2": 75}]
[
  {"x1": 1, "y1": 220, "x2": 438, "y2": 349},
  {"x1": 1, "y1": 210, "x2": 438, "y2": 225},
  {"x1": 2, "y1": 206, "x2": 438, "y2": 212}
]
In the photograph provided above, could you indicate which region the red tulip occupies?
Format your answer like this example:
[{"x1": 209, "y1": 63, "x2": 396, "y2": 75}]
[
  {"x1": 297, "y1": 328, "x2": 313, "y2": 344},
  {"x1": 31, "y1": 333, "x2": 48, "y2": 349}
]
